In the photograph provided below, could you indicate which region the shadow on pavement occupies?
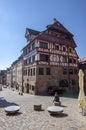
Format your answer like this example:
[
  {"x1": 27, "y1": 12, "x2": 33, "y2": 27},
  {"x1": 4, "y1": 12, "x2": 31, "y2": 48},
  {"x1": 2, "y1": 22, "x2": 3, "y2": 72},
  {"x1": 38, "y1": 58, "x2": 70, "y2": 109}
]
[
  {"x1": 37, "y1": 90, "x2": 78, "y2": 99},
  {"x1": 60, "y1": 105, "x2": 67, "y2": 107},
  {"x1": 0, "y1": 97, "x2": 19, "y2": 108},
  {"x1": 6, "y1": 111, "x2": 22, "y2": 116},
  {"x1": 50, "y1": 113, "x2": 68, "y2": 118},
  {"x1": 60, "y1": 89, "x2": 78, "y2": 99}
]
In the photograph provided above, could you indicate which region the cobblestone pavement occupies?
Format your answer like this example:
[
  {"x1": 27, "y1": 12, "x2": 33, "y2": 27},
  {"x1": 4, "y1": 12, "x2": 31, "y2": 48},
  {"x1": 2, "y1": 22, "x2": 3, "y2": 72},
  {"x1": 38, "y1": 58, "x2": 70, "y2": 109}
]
[{"x1": 0, "y1": 87, "x2": 86, "y2": 130}]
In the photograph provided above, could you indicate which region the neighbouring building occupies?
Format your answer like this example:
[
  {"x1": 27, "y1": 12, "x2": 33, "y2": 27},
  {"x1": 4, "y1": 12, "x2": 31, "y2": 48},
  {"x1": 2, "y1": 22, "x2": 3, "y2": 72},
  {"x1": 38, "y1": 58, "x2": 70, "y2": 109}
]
[
  {"x1": 6, "y1": 67, "x2": 12, "y2": 87},
  {"x1": 0, "y1": 70, "x2": 7, "y2": 85},
  {"x1": 10, "y1": 55, "x2": 23, "y2": 92},
  {"x1": 78, "y1": 58, "x2": 86, "y2": 94},
  {"x1": 22, "y1": 18, "x2": 79, "y2": 95},
  {"x1": 16, "y1": 55, "x2": 23, "y2": 93},
  {"x1": 11, "y1": 60, "x2": 18, "y2": 89}
]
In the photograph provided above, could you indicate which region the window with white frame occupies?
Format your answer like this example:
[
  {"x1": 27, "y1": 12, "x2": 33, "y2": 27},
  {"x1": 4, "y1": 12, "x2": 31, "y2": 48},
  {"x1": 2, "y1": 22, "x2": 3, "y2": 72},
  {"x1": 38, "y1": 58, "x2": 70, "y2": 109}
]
[{"x1": 39, "y1": 42, "x2": 48, "y2": 49}]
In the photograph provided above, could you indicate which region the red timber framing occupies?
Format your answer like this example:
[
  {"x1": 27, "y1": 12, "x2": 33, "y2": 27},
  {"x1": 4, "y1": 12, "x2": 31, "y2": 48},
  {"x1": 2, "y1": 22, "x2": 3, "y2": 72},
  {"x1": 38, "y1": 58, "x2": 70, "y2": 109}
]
[{"x1": 22, "y1": 18, "x2": 79, "y2": 95}]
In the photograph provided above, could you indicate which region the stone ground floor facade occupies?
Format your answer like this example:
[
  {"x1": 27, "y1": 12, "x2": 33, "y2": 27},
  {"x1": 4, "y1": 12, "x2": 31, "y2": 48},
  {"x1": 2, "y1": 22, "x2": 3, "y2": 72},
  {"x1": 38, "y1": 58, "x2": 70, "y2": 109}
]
[{"x1": 23, "y1": 65, "x2": 78, "y2": 95}]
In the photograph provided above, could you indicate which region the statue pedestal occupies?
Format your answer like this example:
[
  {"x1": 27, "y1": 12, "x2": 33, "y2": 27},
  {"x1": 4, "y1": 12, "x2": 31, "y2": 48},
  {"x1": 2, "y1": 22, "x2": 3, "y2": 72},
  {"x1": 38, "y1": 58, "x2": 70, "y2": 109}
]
[{"x1": 53, "y1": 101, "x2": 61, "y2": 106}]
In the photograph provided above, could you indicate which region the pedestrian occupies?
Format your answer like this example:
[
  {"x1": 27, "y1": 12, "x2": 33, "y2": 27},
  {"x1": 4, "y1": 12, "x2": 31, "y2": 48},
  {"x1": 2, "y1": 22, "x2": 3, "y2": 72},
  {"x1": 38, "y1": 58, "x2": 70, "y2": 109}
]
[
  {"x1": 53, "y1": 92, "x2": 59, "y2": 102},
  {"x1": 53, "y1": 92, "x2": 61, "y2": 106}
]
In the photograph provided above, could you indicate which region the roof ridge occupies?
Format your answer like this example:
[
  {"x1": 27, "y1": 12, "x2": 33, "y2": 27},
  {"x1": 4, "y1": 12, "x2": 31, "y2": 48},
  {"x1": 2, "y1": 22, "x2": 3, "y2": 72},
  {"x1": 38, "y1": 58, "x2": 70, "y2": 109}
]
[{"x1": 46, "y1": 18, "x2": 73, "y2": 36}]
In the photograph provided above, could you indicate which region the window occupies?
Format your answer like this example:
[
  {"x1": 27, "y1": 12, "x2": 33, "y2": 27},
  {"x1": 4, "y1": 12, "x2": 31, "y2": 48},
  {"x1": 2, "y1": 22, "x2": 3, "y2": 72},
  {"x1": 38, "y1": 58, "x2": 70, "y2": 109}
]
[
  {"x1": 27, "y1": 59, "x2": 29, "y2": 64},
  {"x1": 46, "y1": 68, "x2": 51, "y2": 75},
  {"x1": 74, "y1": 69, "x2": 77, "y2": 74},
  {"x1": 63, "y1": 68, "x2": 67, "y2": 75},
  {"x1": 40, "y1": 54, "x2": 49, "y2": 62},
  {"x1": 68, "y1": 58, "x2": 72, "y2": 63},
  {"x1": 63, "y1": 56, "x2": 67, "y2": 63},
  {"x1": 69, "y1": 48, "x2": 72, "y2": 53},
  {"x1": 72, "y1": 79, "x2": 76, "y2": 85},
  {"x1": 55, "y1": 45, "x2": 59, "y2": 50},
  {"x1": 28, "y1": 46, "x2": 30, "y2": 52},
  {"x1": 32, "y1": 86, "x2": 34, "y2": 91},
  {"x1": 73, "y1": 59, "x2": 76, "y2": 64},
  {"x1": 24, "y1": 59, "x2": 28, "y2": 65},
  {"x1": 30, "y1": 45, "x2": 32, "y2": 51},
  {"x1": 63, "y1": 46, "x2": 66, "y2": 52},
  {"x1": 32, "y1": 55, "x2": 35, "y2": 62},
  {"x1": 28, "y1": 69, "x2": 30, "y2": 76},
  {"x1": 39, "y1": 68, "x2": 44, "y2": 75},
  {"x1": 29, "y1": 57, "x2": 31, "y2": 63},
  {"x1": 33, "y1": 68, "x2": 35, "y2": 75},
  {"x1": 23, "y1": 69, "x2": 27, "y2": 75},
  {"x1": 40, "y1": 42, "x2": 48, "y2": 49},
  {"x1": 69, "y1": 69, "x2": 73, "y2": 74},
  {"x1": 32, "y1": 43, "x2": 35, "y2": 50},
  {"x1": 23, "y1": 48, "x2": 27, "y2": 55},
  {"x1": 31, "y1": 69, "x2": 32, "y2": 76}
]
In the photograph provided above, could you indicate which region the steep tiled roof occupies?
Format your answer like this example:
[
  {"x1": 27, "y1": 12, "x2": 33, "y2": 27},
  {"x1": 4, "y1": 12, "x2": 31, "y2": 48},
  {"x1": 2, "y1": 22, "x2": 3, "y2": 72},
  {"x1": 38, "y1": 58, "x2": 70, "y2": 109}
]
[
  {"x1": 46, "y1": 19, "x2": 73, "y2": 36},
  {"x1": 26, "y1": 28, "x2": 40, "y2": 35},
  {"x1": 37, "y1": 32, "x2": 76, "y2": 47},
  {"x1": 78, "y1": 58, "x2": 86, "y2": 63},
  {"x1": 78, "y1": 58, "x2": 86, "y2": 70},
  {"x1": 24, "y1": 18, "x2": 77, "y2": 49}
]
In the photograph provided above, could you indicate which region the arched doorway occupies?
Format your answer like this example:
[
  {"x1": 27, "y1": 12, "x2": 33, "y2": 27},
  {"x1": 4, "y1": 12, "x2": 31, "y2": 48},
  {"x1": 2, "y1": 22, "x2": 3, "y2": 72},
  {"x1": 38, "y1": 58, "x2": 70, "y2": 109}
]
[
  {"x1": 26, "y1": 83, "x2": 29, "y2": 93},
  {"x1": 59, "y1": 79, "x2": 68, "y2": 88}
]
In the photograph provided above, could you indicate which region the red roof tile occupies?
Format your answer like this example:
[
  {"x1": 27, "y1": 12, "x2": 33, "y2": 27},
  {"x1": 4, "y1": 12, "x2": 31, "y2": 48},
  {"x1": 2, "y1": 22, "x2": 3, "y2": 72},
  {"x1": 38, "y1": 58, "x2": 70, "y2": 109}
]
[{"x1": 37, "y1": 33, "x2": 76, "y2": 47}]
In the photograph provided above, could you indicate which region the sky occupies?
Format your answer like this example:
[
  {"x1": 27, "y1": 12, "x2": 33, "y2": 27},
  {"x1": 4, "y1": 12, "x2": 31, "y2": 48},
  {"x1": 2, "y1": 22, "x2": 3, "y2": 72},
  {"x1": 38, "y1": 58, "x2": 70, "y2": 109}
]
[{"x1": 0, "y1": 0, "x2": 86, "y2": 70}]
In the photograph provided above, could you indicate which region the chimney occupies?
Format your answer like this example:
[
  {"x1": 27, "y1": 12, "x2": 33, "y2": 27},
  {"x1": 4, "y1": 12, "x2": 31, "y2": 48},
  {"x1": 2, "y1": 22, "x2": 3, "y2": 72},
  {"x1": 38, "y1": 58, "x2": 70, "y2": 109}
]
[{"x1": 53, "y1": 18, "x2": 57, "y2": 24}]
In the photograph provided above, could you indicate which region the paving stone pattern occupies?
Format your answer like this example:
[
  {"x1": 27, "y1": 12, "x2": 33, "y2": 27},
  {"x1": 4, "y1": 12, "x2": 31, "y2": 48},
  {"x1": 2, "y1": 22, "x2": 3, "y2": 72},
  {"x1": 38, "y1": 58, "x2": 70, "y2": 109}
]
[{"x1": 0, "y1": 88, "x2": 86, "y2": 130}]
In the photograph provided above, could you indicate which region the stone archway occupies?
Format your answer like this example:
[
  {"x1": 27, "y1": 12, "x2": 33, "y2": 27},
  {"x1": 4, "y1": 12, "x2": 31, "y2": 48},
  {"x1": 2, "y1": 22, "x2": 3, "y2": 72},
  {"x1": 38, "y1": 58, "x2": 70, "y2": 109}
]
[{"x1": 59, "y1": 79, "x2": 68, "y2": 88}]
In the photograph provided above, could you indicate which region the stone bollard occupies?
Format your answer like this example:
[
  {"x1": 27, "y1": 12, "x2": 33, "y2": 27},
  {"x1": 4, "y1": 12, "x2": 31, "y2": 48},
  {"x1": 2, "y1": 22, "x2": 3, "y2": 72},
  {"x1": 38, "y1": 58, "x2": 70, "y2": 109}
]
[{"x1": 33, "y1": 104, "x2": 42, "y2": 111}]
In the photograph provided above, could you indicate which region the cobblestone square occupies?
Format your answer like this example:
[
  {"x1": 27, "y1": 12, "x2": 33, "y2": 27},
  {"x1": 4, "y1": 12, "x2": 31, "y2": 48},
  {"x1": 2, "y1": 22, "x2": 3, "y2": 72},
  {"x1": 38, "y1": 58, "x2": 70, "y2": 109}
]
[{"x1": 0, "y1": 88, "x2": 86, "y2": 130}]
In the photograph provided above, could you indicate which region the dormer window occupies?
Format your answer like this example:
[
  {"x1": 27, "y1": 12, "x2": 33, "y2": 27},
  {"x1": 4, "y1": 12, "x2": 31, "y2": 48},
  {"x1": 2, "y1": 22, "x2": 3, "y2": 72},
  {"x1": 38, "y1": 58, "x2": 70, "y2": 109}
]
[{"x1": 69, "y1": 48, "x2": 72, "y2": 53}]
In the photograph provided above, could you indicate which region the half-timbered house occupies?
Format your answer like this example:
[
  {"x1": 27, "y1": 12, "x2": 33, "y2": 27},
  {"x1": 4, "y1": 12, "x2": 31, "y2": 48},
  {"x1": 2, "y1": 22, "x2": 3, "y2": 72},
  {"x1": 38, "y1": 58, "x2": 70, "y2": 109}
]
[{"x1": 22, "y1": 18, "x2": 78, "y2": 95}]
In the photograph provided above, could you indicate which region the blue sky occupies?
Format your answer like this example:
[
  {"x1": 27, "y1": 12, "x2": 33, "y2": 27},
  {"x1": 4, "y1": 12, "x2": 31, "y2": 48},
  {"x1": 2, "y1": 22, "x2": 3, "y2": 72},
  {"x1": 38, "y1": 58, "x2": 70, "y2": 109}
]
[{"x1": 0, "y1": 0, "x2": 86, "y2": 69}]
